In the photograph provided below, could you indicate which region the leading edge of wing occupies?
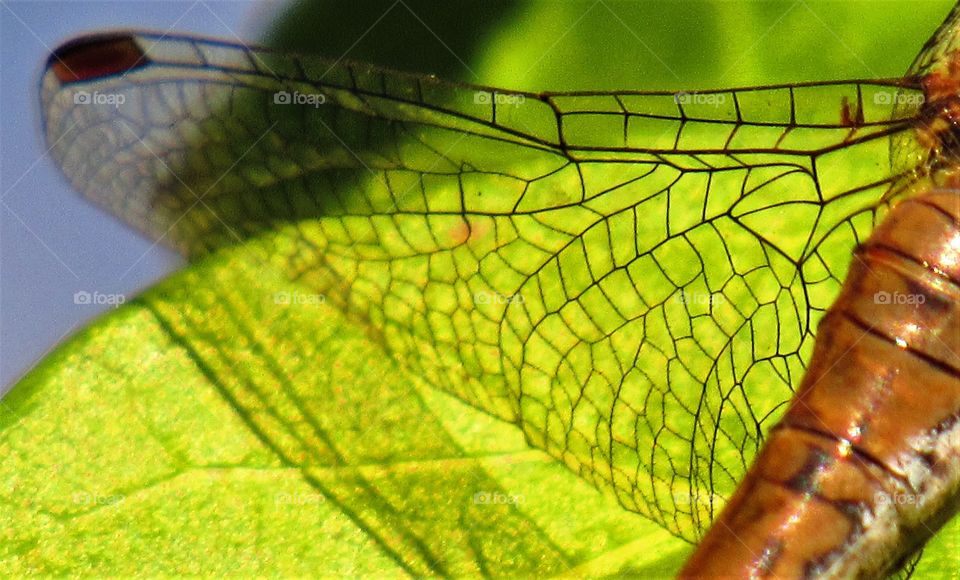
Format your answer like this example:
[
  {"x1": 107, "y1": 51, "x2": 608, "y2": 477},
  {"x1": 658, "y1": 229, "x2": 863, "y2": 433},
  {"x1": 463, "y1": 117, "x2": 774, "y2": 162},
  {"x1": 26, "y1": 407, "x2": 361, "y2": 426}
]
[{"x1": 41, "y1": 29, "x2": 925, "y2": 161}]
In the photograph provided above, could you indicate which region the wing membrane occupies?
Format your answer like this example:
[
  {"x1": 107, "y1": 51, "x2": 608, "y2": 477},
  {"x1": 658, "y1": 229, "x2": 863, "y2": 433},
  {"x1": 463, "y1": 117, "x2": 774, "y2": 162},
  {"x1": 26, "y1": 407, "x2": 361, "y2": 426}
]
[
  {"x1": 904, "y1": 2, "x2": 960, "y2": 78},
  {"x1": 42, "y1": 31, "x2": 929, "y2": 541}
]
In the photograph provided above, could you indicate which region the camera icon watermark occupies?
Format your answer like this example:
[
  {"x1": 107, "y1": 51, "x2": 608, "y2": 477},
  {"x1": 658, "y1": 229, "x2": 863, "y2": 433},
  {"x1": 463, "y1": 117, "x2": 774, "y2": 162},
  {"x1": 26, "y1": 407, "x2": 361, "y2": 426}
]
[
  {"x1": 273, "y1": 291, "x2": 326, "y2": 306},
  {"x1": 275, "y1": 492, "x2": 325, "y2": 506},
  {"x1": 873, "y1": 91, "x2": 924, "y2": 106},
  {"x1": 472, "y1": 490, "x2": 525, "y2": 505},
  {"x1": 73, "y1": 90, "x2": 126, "y2": 109},
  {"x1": 873, "y1": 290, "x2": 926, "y2": 305},
  {"x1": 474, "y1": 291, "x2": 524, "y2": 305},
  {"x1": 73, "y1": 290, "x2": 126, "y2": 307},
  {"x1": 674, "y1": 91, "x2": 726, "y2": 107},
  {"x1": 674, "y1": 291, "x2": 724, "y2": 306},
  {"x1": 273, "y1": 90, "x2": 327, "y2": 108},
  {"x1": 72, "y1": 491, "x2": 125, "y2": 506},
  {"x1": 875, "y1": 491, "x2": 922, "y2": 507},
  {"x1": 473, "y1": 91, "x2": 526, "y2": 107},
  {"x1": 673, "y1": 491, "x2": 723, "y2": 507}
]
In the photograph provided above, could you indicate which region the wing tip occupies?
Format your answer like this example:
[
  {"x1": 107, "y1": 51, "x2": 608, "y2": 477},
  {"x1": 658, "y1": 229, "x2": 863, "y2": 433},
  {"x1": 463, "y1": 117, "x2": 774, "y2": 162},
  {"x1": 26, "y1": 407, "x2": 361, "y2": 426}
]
[{"x1": 48, "y1": 32, "x2": 148, "y2": 84}]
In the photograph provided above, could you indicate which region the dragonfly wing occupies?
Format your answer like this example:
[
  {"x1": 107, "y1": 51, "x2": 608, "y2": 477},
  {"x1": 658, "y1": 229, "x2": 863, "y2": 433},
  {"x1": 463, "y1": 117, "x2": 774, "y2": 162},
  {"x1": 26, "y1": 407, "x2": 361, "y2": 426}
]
[
  {"x1": 904, "y1": 2, "x2": 960, "y2": 79},
  {"x1": 42, "y1": 31, "x2": 927, "y2": 541}
]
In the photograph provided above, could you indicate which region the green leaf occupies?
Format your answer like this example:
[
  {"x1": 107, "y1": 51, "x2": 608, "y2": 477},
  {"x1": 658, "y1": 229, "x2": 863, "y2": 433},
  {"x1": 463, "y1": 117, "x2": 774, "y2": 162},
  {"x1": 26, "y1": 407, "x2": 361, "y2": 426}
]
[{"x1": 0, "y1": 239, "x2": 688, "y2": 575}]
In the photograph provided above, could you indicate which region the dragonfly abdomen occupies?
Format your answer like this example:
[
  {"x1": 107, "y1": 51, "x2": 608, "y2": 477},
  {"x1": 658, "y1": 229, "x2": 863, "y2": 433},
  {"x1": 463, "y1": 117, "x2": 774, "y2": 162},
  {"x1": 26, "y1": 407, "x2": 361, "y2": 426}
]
[{"x1": 680, "y1": 191, "x2": 960, "y2": 578}]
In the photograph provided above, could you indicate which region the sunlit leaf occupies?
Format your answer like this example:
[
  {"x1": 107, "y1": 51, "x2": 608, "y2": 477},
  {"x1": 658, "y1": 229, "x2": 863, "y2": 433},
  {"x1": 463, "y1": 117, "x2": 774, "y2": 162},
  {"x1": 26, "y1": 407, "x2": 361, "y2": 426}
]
[{"x1": 0, "y1": 239, "x2": 688, "y2": 575}]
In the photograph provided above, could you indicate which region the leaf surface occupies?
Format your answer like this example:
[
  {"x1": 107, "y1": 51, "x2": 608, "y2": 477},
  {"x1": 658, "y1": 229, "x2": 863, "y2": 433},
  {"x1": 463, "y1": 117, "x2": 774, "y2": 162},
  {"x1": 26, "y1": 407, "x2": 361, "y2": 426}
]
[{"x1": 0, "y1": 239, "x2": 689, "y2": 575}]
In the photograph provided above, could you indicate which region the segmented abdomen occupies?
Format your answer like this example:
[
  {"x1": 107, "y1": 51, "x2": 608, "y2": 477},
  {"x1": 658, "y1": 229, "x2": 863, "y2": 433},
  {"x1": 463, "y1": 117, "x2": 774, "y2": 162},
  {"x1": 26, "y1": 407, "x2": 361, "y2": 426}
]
[{"x1": 680, "y1": 191, "x2": 960, "y2": 578}]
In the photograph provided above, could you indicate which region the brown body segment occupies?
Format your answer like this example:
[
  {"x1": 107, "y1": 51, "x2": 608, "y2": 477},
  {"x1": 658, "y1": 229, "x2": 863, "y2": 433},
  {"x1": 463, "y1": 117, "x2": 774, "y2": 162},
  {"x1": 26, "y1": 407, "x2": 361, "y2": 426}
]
[{"x1": 679, "y1": 191, "x2": 960, "y2": 578}]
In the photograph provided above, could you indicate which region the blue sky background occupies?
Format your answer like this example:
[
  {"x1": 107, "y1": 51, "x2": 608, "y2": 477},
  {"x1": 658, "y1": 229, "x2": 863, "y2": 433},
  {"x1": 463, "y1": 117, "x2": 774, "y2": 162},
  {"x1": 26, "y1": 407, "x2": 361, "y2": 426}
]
[{"x1": 0, "y1": 1, "x2": 268, "y2": 389}]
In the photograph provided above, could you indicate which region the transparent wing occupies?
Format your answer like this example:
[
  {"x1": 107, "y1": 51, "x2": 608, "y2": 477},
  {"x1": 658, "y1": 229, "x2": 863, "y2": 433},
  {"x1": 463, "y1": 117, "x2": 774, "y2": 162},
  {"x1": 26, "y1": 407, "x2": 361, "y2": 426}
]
[
  {"x1": 41, "y1": 31, "x2": 929, "y2": 541},
  {"x1": 903, "y1": 1, "x2": 960, "y2": 79}
]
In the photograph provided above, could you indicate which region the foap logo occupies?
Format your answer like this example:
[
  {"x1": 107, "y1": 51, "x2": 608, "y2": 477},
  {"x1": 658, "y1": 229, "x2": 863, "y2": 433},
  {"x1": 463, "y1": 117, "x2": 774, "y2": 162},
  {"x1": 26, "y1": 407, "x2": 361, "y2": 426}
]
[
  {"x1": 674, "y1": 91, "x2": 726, "y2": 107},
  {"x1": 876, "y1": 491, "x2": 923, "y2": 507},
  {"x1": 472, "y1": 491, "x2": 524, "y2": 505},
  {"x1": 873, "y1": 290, "x2": 926, "y2": 305},
  {"x1": 675, "y1": 291, "x2": 724, "y2": 306},
  {"x1": 873, "y1": 91, "x2": 925, "y2": 106},
  {"x1": 72, "y1": 491, "x2": 125, "y2": 506},
  {"x1": 473, "y1": 91, "x2": 525, "y2": 107},
  {"x1": 474, "y1": 291, "x2": 524, "y2": 305},
  {"x1": 273, "y1": 291, "x2": 326, "y2": 306},
  {"x1": 273, "y1": 90, "x2": 327, "y2": 108},
  {"x1": 673, "y1": 491, "x2": 724, "y2": 507},
  {"x1": 73, "y1": 290, "x2": 126, "y2": 307},
  {"x1": 275, "y1": 492, "x2": 325, "y2": 506},
  {"x1": 73, "y1": 90, "x2": 125, "y2": 108}
]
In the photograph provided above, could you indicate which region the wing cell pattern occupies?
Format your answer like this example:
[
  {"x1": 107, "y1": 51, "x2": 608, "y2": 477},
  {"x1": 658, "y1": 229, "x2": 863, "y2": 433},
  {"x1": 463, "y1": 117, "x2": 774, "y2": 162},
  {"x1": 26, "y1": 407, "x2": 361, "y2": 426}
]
[{"x1": 42, "y1": 32, "x2": 927, "y2": 540}]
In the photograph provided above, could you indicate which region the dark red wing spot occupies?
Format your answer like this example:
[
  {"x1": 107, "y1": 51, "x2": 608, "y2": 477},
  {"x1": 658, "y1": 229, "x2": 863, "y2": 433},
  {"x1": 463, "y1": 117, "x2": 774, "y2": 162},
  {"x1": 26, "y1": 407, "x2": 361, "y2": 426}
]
[
  {"x1": 839, "y1": 96, "x2": 863, "y2": 127},
  {"x1": 49, "y1": 33, "x2": 148, "y2": 84}
]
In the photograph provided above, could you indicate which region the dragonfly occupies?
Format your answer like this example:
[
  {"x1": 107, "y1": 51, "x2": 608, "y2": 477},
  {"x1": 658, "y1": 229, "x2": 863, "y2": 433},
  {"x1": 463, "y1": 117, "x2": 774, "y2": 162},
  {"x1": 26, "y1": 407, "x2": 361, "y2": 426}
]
[{"x1": 40, "y1": 1, "x2": 959, "y2": 576}]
